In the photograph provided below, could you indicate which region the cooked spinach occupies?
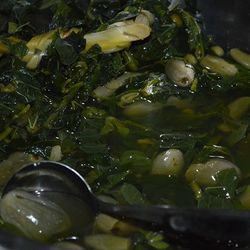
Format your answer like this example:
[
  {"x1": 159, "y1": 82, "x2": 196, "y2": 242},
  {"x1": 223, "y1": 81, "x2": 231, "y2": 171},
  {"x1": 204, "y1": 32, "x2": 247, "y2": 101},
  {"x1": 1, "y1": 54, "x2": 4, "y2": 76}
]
[{"x1": 0, "y1": 0, "x2": 250, "y2": 249}]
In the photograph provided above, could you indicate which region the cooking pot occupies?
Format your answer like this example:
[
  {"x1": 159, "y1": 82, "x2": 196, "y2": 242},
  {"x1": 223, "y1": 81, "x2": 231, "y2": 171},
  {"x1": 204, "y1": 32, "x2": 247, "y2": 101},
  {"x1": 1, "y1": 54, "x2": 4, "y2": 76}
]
[{"x1": 197, "y1": 0, "x2": 250, "y2": 51}]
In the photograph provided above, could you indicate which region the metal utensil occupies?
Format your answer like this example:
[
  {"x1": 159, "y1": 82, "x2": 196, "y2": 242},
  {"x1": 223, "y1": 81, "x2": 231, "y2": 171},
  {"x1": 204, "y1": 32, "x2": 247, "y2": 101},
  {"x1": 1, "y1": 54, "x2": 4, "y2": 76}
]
[{"x1": 2, "y1": 161, "x2": 250, "y2": 250}]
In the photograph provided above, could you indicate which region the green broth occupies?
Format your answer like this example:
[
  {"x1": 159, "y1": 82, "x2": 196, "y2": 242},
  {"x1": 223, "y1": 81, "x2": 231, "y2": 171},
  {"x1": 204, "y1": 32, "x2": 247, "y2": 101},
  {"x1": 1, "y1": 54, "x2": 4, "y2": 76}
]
[{"x1": 0, "y1": 0, "x2": 250, "y2": 249}]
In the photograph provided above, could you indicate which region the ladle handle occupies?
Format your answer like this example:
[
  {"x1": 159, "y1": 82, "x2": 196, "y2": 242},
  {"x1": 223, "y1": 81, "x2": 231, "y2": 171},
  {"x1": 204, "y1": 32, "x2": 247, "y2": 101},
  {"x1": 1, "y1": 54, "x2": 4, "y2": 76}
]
[
  {"x1": 0, "y1": 229, "x2": 60, "y2": 250},
  {"x1": 100, "y1": 202, "x2": 250, "y2": 249}
]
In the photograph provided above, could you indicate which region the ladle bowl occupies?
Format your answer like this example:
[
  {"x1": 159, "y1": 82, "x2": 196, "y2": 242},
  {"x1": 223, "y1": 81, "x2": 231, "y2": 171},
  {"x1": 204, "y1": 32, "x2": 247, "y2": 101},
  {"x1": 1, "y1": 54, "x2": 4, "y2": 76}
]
[{"x1": 2, "y1": 161, "x2": 250, "y2": 250}]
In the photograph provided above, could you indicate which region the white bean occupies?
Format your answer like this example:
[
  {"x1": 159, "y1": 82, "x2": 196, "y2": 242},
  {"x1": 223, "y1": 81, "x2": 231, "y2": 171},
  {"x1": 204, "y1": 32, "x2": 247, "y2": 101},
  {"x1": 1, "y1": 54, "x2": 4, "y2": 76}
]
[
  {"x1": 185, "y1": 158, "x2": 241, "y2": 186},
  {"x1": 123, "y1": 102, "x2": 161, "y2": 117},
  {"x1": 165, "y1": 59, "x2": 195, "y2": 87},
  {"x1": 211, "y1": 46, "x2": 224, "y2": 57},
  {"x1": 228, "y1": 96, "x2": 250, "y2": 120},
  {"x1": 49, "y1": 145, "x2": 63, "y2": 161},
  {"x1": 152, "y1": 149, "x2": 184, "y2": 176},
  {"x1": 230, "y1": 48, "x2": 250, "y2": 69},
  {"x1": 200, "y1": 55, "x2": 238, "y2": 76},
  {"x1": 239, "y1": 186, "x2": 250, "y2": 209},
  {"x1": 95, "y1": 214, "x2": 137, "y2": 236},
  {"x1": 84, "y1": 234, "x2": 131, "y2": 250}
]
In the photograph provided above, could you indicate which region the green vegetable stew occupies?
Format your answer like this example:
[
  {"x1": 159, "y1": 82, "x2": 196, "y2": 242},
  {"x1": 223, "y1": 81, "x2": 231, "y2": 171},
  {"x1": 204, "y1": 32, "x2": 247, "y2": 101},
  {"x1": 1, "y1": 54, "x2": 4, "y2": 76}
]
[{"x1": 0, "y1": 0, "x2": 250, "y2": 249}]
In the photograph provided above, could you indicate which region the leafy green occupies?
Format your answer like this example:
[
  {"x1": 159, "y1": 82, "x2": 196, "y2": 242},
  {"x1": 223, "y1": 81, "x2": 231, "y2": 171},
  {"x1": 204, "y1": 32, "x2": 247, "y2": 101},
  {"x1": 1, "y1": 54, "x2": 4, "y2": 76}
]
[
  {"x1": 194, "y1": 145, "x2": 233, "y2": 163},
  {"x1": 216, "y1": 168, "x2": 240, "y2": 198},
  {"x1": 180, "y1": 10, "x2": 205, "y2": 58},
  {"x1": 198, "y1": 189, "x2": 234, "y2": 209},
  {"x1": 226, "y1": 122, "x2": 248, "y2": 146},
  {"x1": 197, "y1": 66, "x2": 250, "y2": 94},
  {"x1": 39, "y1": 0, "x2": 60, "y2": 10},
  {"x1": 54, "y1": 32, "x2": 84, "y2": 65},
  {"x1": 50, "y1": 0, "x2": 87, "y2": 28},
  {"x1": 5, "y1": 40, "x2": 28, "y2": 58},
  {"x1": 145, "y1": 232, "x2": 169, "y2": 250},
  {"x1": 87, "y1": 0, "x2": 128, "y2": 24},
  {"x1": 13, "y1": 68, "x2": 42, "y2": 102},
  {"x1": 101, "y1": 117, "x2": 130, "y2": 137},
  {"x1": 119, "y1": 150, "x2": 152, "y2": 174},
  {"x1": 101, "y1": 171, "x2": 131, "y2": 192},
  {"x1": 159, "y1": 132, "x2": 201, "y2": 151},
  {"x1": 198, "y1": 168, "x2": 240, "y2": 209},
  {"x1": 120, "y1": 183, "x2": 146, "y2": 205},
  {"x1": 130, "y1": 23, "x2": 176, "y2": 64}
]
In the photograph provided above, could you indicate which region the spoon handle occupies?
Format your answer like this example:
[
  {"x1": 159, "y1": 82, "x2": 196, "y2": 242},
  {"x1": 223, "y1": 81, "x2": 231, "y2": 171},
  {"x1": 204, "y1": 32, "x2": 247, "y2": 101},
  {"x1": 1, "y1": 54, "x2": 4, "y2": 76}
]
[
  {"x1": 100, "y1": 202, "x2": 250, "y2": 249},
  {"x1": 0, "y1": 229, "x2": 59, "y2": 250}
]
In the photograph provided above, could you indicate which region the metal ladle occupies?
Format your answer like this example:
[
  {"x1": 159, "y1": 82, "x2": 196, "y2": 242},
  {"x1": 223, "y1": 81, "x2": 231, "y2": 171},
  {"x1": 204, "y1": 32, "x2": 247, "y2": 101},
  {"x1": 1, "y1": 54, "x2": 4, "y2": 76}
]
[{"x1": 2, "y1": 161, "x2": 250, "y2": 250}]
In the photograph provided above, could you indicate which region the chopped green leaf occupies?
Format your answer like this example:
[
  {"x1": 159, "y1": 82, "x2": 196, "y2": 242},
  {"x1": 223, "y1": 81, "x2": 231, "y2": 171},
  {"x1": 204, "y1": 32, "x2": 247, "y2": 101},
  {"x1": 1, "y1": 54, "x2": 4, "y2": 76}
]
[{"x1": 120, "y1": 183, "x2": 146, "y2": 205}]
